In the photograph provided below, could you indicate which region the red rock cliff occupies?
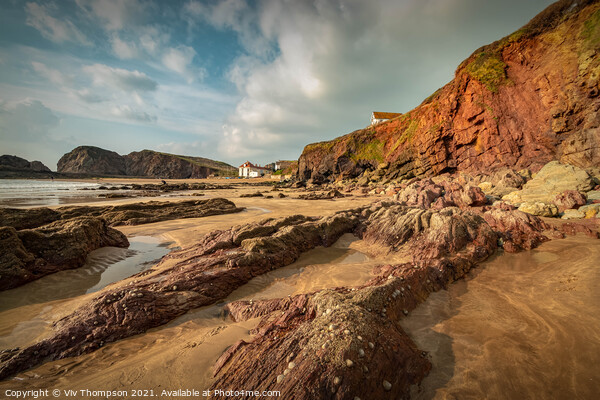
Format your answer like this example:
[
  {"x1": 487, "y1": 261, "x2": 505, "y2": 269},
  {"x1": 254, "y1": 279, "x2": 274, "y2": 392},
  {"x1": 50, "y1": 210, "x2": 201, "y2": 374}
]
[{"x1": 298, "y1": 0, "x2": 600, "y2": 182}]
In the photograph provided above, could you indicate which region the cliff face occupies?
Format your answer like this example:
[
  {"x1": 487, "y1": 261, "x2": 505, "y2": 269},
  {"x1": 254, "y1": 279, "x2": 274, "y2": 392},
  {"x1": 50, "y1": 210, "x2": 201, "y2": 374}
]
[
  {"x1": 57, "y1": 147, "x2": 236, "y2": 178},
  {"x1": 298, "y1": 0, "x2": 600, "y2": 182},
  {"x1": 0, "y1": 155, "x2": 51, "y2": 173},
  {"x1": 57, "y1": 146, "x2": 126, "y2": 175}
]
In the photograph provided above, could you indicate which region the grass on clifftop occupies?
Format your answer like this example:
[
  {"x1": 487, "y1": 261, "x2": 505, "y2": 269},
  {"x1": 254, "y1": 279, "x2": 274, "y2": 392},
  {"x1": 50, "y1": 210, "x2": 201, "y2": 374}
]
[
  {"x1": 581, "y1": 8, "x2": 600, "y2": 50},
  {"x1": 465, "y1": 52, "x2": 509, "y2": 93}
]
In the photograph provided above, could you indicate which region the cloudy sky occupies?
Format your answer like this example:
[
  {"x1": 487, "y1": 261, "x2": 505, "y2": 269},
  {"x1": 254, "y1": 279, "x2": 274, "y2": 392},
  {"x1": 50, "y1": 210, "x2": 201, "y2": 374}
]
[{"x1": 0, "y1": 0, "x2": 554, "y2": 170}]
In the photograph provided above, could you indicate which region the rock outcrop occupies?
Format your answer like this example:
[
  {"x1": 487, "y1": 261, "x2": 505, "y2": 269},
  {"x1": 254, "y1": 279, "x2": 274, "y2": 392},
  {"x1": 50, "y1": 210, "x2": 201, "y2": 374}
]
[
  {"x1": 57, "y1": 146, "x2": 236, "y2": 178},
  {"x1": 0, "y1": 198, "x2": 244, "y2": 230},
  {"x1": 2, "y1": 181, "x2": 589, "y2": 394},
  {"x1": 0, "y1": 199, "x2": 244, "y2": 290},
  {"x1": 0, "y1": 217, "x2": 129, "y2": 291},
  {"x1": 298, "y1": 0, "x2": 600, "y2": 182},
  {"x1": 0, "y1": 155, "x2": 52, "y2": 177}
]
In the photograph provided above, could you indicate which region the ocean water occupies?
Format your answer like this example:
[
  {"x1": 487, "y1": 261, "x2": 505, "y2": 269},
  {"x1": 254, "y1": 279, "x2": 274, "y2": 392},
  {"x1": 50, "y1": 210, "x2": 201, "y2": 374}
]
[{"x1": 0, "y1": 179, "x2": 108, "y2": 207}]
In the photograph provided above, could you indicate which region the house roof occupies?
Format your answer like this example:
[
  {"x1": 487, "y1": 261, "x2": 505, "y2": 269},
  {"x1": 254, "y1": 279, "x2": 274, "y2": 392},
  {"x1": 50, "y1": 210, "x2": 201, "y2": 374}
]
[
  {"x1": 239, "y1": 161, "x2": 270, "y2": 170},
  {"x1": 372, "y1": 112, "x2": 403, "y2": 120}
]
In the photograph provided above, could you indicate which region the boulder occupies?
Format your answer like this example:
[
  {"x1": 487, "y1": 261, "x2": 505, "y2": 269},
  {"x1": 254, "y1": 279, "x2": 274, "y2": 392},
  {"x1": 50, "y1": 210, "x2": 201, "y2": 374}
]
[
  {"x1": 503, "y1": 161, "x2": 594, "y2": 205},
  {"x1": 518, "y1": 202, "x2": 559, "y2": 217},
  {"x1": 561, "y1": 209, "x2": 584, "y2": 220},
  {"x1": 553, "y1": 190, "x2": 587, "y2": 212}
]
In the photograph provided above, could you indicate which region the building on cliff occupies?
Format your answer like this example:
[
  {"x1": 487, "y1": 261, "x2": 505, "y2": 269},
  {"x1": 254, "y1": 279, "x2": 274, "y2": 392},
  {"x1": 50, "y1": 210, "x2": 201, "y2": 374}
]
[
  {"x1": 370, "y1": 111, "x2": 403, "y2": 126},
  {"x1": 238, "y1": 161, "x2": 271, "y2": 178}
]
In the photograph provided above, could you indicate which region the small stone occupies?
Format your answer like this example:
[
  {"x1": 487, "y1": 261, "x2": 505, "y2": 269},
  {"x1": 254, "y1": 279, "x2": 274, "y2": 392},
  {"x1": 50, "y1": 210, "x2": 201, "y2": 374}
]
[
  {"x1": 382, "y1": 307, "x2": 386, "y2": 313},
  {"x1": 71, "y1": 336, "x2": 76, "y2": 341},
  {"x1": 400, "y1": 287, "x2": 405, "y2": 292},
  {"x1": 358, "y1": 349, "x2": 365, "y2": 358},
  {"x1": 172, "y1": 285, "x2": 177, "y2": 291},
  {"x1": 283, "y1": 368, "x2": 290, "y2": 376},
  {"x1": 408, "y1": 285, "x2": 412, "y2": 290},
  {"x1": 328, "y1": 324, "x2": 337, "y2": 331},
  {"x1": 333, "y1": 376, "x2": 341, "y2": 385},
  {"x1": 93, "y1": 321, "x2": 98, "y2": 325},
  {"x1": 354, "y1": 397, "x2": 361, "y2": 400},
  {"x1": 357, "y1": 335, "x2": 363, "y2": 341},
  {"x1": 426, "y1": 279, "x2": 431, "y2": 284},
  {"x1": 277, "y1": 374, "x2": 285, "y2": 383},
  {"x1": 321, "y1": 342, "x2": 329, "y2": 350},
  {"x1": 344, "y1": 329, "x2": 350, "y2": 335},
  {"x1": 403, "y1": 309, "x2": 409, "y2": 316},
  {"x1": 368, "y1": 342, "x2": 374, "y2": 349},
  {"x1": 363, "y1": 365, "x2": 369, "y2": 373},
  {"x1": 383, "y1": 380, "x2": 392, "y2": 391},
  {"x1": 345, "y1": 359, "x2": 354, "y2": 367},
  {"x1": 288, "y1": 361, "x2": 296, "y2": 369}
]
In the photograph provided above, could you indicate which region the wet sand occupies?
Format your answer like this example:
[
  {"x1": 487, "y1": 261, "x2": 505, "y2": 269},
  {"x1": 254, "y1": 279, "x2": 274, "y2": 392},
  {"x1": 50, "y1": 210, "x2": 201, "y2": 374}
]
[
  {"x1": 401, "y1": 235, "x2": 600, "y2": 400},
  {"x1": 0, "y1": 234, "x2": 378, "y2": 398}
]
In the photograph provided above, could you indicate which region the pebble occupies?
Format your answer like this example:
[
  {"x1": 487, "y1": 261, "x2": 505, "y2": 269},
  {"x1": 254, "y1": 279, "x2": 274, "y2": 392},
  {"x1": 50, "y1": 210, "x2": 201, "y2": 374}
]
[
  {"x1": 344, "y1": 329, "x2": 350, "y2": 335},
  {"x1": 382, "y1": 307, "x2": 386, "y2": 313},
  {"x1": 400, "y1": 287, "x2": 405, "y2": 292},
  {"x1": 383, "y1": 380, "x2": 392, "y2": 391},
  {"x1": 426, "y1": 279, "x2": 431, "y2": 284},
  {"x1": 408, "y1": 285, "x2": 412, "y2": 290},
  {"x1": 363, "y1": 365, "x2": 369, "y2": 373},
  {"x1": 277, "y1": 375, "x2": 285, "y2": 383},
  {"x1": 93, "y1": 321, "x2": 98, "y2": 325},
  {"x1": 345, "y1": 359, "x2": 354, "y2": 367},
  {"x1": 358, "y1": 349, "x2": 365, "y2": 358},
  {"x1": 354, "y1": 397, "x2": 361, "y2": 400},
  {"x1": 403, "y1": 309, "x2": 409, "y2": 316},
  {"x1": 172, "y1": 285, "x2": 177, "y2": 291},
  {"x1": 283, "y1": 368, "x2": 290, "y2": 376},
  {"x1": 321, "y1": 342, "x2": 329, "y2": 350},
  {"x1": 333, "y1": 376, "x2": 341, "y2": 385},
  {"x1": 71, "y1": 336, "x2": 76, "y2": 341},
  {"x1": 329, "y1": 324, "x2": 337, "y2": 331},
  {"x1": 288, "y1": 361, "x2": 296, "y2": 369},
  {"x1": 368, "y1": 342, "x2": 374, "y2": 349},
  {"x1": 357, "y1": 335, "x2": 363, "y2": 341}
]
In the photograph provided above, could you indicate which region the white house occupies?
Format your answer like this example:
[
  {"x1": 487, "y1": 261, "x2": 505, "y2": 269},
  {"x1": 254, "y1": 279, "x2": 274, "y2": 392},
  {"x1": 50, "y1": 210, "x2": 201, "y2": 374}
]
[
  {"x1": 370, "y1": 112, "x2": 403, "y2": 126},
  {"x1": 239, "y1": 161, "x2": 271, "y2": 178}
]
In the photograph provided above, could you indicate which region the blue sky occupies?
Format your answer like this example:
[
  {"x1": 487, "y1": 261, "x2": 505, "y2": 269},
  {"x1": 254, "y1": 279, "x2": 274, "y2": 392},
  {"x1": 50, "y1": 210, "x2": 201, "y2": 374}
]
[{"x1": 0, "y1": 0, "x2": 554, "y2": 170}]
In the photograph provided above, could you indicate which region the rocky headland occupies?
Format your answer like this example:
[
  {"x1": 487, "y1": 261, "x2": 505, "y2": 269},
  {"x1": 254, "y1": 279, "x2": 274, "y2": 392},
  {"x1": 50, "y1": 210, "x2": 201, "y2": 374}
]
[
  {"x1": 57, "y1": 146, "x2": 237, "y2": 179},
  {"x1": 297, "y1": 0, "x2": 600, "y2": 183},
  {"x1": 0, "y1": 155, "x2": 54, "y2": 178}
]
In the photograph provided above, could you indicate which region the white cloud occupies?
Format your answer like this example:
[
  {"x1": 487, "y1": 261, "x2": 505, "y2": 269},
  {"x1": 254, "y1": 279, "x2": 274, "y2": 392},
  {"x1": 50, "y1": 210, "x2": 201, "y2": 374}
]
[
  {"x1": 25, "y1": 2, "x2": 90, "y2": 45},
  {"x1": 75, "y1": 0, "x2": 147, "y2": 31},
  {"x1": 161, "y1": 46, "x2": 203, "y2": 83},
  {"x1": 31, "y1": 61, "x2": 70, "y2": 86},
  {"x1": 110, "y1": 35, "x2": 138, "y2": 59},
  {"x1": 0, "y1": 98, "x2": 60, "y2": 141},
  {"x1": 83, "y1": 63, "x2": 157, "y2": 92},
  {"x1": 111, "y1": 104, "x2": 156, "y2": 122}
]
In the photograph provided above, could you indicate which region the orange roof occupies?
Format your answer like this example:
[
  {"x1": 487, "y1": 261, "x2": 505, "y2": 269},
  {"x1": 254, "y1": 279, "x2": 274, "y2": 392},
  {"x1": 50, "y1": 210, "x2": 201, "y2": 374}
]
[
  {"x1": 372, "y1": 112, "x2": 403, "y2": 119},
  {"x1": 239, "y1": 161, "x2": 270, "y2": 170}
]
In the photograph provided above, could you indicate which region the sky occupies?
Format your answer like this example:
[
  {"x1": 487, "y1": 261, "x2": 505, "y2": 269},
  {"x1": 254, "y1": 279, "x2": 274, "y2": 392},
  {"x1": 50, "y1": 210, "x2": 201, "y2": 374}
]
[{"x1": 0, "y1": 0, "x2": 555, "y2": 170}]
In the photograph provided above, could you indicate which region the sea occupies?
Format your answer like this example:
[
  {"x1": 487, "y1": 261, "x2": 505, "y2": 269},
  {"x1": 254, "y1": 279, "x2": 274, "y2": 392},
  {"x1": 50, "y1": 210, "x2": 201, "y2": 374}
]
[{"x1": 0, "y1": 179, "x2": 114, "y2": 207}]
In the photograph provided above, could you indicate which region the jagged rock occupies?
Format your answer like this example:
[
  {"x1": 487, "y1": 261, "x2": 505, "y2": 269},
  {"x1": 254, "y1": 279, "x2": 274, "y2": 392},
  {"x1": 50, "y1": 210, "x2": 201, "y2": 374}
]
[
  {"x1": 0, "y1": 217, "x2": 129, "y2": 290},
  {"x1": 554, "y1": 190, "x2": 587, "y2": 212},
  {"x1": 518, "y1": 202, "x2": 559, "y2": 217},
  {"x1": 298, "y1": 190, "x2": 345, "y2": 200},
  {"x1": 483, "y1": 208, "x2": 550, "y2": 252}
]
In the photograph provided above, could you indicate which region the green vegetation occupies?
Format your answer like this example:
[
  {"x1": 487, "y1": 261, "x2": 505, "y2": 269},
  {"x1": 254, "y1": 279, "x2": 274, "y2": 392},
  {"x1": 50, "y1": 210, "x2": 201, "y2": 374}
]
[
  {"x1": 581, "y1": 9, "x2": 600, "y2": 51},
  {"x1": 350, "y1": 139, "x2": 384, "y2": 163},
  {"x1": 465, "y1": 52, "x2": 509, "y2": 93}
]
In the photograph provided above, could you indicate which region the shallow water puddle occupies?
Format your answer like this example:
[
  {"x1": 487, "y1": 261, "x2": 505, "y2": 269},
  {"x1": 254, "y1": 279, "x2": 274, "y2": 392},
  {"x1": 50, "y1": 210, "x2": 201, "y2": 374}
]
[
  {"x1": 0, "y1": 234, "x2": 379, "y2": 395},
  {"x1": 0, "y1": 236, "x2": 170, "y2": 349},
  {"x1": 401, "y1": 236, "x2": 600, "y2": 400}
]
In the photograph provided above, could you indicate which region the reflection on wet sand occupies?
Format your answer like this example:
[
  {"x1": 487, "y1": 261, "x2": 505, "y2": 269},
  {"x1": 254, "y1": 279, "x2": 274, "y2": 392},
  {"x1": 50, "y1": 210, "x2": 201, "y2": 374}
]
[
  {"x1": 401, "y1": 236, "x2": 600, "y2": 400},
  {"x1": 0, "y1": 234, "x2": 378, "y2": 397},
  {"x1": 0, "y1": 236, "x2": 170, "y2": 350}
]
